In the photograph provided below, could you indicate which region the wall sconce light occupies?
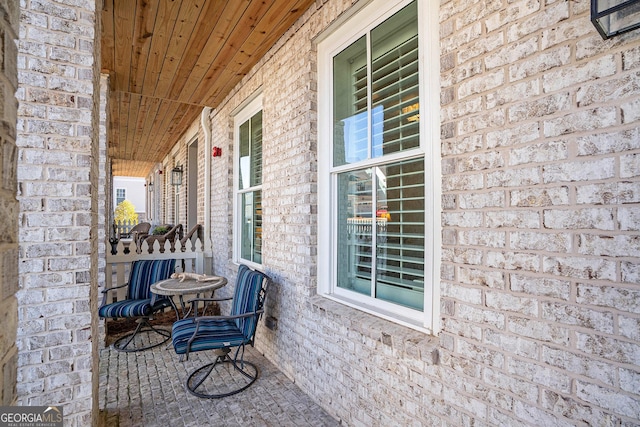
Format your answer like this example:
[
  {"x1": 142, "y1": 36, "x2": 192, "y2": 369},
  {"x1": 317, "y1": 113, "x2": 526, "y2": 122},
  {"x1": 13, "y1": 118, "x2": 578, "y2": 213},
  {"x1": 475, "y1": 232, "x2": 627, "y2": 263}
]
[
  {"x1": 171, "y1": 166, "x2": 183, "y2": 186},
  {"x1": 592, "y1": 0, "x2": 640, "y2": 39},
  {"x1": 212, "y1": 146, "x2": 222, "y2": 157},
  {"x1": 148, "y1": 182, "x2": 154, "y2": 192}
]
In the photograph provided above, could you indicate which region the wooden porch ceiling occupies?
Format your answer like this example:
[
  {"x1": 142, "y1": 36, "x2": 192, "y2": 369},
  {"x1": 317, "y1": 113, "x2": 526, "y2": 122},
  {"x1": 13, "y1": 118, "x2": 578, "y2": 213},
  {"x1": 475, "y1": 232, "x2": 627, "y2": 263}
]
[{"x1": 101, "y1": 0, "x2": 315, "y2": 177}]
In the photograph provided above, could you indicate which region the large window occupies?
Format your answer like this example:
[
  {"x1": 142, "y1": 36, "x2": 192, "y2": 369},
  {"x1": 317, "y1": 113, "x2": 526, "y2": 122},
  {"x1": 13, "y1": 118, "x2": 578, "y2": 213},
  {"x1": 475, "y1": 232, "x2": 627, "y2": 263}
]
[
  {"x1": 234, "y1": 95, "x2": 263, "y2": 266},
  {"x1": 318, "y1": 0, "x2": 439, "y2": 331}
]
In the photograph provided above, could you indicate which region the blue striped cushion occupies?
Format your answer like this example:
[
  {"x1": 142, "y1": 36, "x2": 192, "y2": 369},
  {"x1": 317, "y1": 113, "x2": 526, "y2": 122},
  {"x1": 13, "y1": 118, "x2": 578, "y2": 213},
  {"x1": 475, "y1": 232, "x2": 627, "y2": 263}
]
[
  {"x1": 99, "y1": 259, "x2": 175, "y2": 319},
  {"x1": 128, "y1": 259, "x2": 176, "y2": 300},
  {"x1": 99, "y1": 297, "x2": 172, "y2": 318},
  {"x1": 171, "y1": 265, "x2": 267, "y2": 355},
  {"x1": 231, "y1": 265, "x2": 265, "y2": 339},
  {"x1": 172, "y1": 319, "x2": 246, "y2": 355}
]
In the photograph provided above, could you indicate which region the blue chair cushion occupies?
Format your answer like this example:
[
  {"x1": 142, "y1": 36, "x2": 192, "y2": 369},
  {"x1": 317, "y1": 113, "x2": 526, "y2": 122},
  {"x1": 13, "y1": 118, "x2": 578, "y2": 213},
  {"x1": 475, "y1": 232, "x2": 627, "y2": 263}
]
[
  {"x1": 127, "y1": 259, "x2": 176, "y2": 300},
  {"x1": 99, "y1": 297, "x2": 172, "y2": 318},
  {"x1": 172, "y1": 318, "x2": 249, "y2": 355},
  {"x1": 99, "y1": 259, "x2": 175, "y2": 319}
]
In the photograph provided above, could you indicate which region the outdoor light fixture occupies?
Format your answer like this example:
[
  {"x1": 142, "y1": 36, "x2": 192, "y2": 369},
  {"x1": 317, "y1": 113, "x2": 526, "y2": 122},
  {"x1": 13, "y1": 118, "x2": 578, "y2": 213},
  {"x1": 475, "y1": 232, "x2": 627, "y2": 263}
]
[
  {"x1": 592, "y1": 0, "x2": 640, "y2": 39},
  {"x1": 148, "y1": 181, "x2": 154, "y2": 192},
  {"x1": 171, "y1": 166, "x2": 183, "y2": 186}
]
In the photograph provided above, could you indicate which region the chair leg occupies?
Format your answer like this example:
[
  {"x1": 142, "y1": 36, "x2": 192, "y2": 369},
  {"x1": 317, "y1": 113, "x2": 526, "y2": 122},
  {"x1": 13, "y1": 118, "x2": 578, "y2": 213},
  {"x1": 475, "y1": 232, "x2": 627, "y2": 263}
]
[
  {"x1": 113, "y1": 317, "x2": 171, "y2": 352},
  {"x1": 185, "y1": 347, "x2": 259, "y2": 399}
]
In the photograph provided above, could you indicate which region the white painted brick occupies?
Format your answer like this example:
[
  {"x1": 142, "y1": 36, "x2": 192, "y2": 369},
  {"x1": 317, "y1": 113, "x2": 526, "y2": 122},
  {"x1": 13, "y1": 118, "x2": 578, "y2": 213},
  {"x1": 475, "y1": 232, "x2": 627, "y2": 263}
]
[
  {"x1": 622, "y1": 98, "x2": 640, "y2": 124},
  {"x1": 485, "y1": 211, "x2": 540, "y2": 229},
  {"x1": 486, "y1": 122, "x2": 539, "y2": 149},
  {"x1": 458, "y1": 70, "x2": 505, "y2": 100},
  {"x1": 442, "y1": 282, "x2": 483, "y2": 305},
  {"x1": 506, "y1": 0, "x2": 569, "y2": 43},
  {"x1": 458, "y1": 191, "x2": 505, "y2": 209},
  {"x1": 543, "y1": 256, "x2": 616, "y2": 280},
  {"x1": 486, "y1": 291, "x2": 538, "y2": 316},
  {"x1": 510, "y1": 231, "x2": 571, "y2": 252},
  {"x1": 486, "y1": 79, "x2": 540, "y2": 110},
  {"x1": 619, "y1": 367, "x2": 640, "y2": 394},
  {"x1": 576, "y1": 332, "x2": 640, "y2": 365},
  {"x1": 541, "y1": 390, "x2": 621, "y2": 426},
  {"x1": 542, "y1": 301, "x2": 614, "y2": 333},
  {"x1": 509, "y1": 140, "x2": 568, "y2": 166},
  {"x1": 458, "y1": 267, "x2": 505, "y2": 289},
  {"x1": 576, "y1": 127, "x2": 640, "y2": 156},
  {"x1": 619, "y1": 316, "x2": 640, "y2": 342},
  {"x1": 484, "y1": 366, "x2": 539, "y2": 403},
  {"x1": 576, "y1": 182, "x2": 640, "y2": 205},
  {"x1": 510, "y1": 186, "x2": 570, "y2": 207},
  {"x1": 458, "y1": 230, "x2": 506, "y2": 248},
  {"x1": 576, "y1": 380, "x2": 640, "y2": 420},
  {"x1": 508, "y1": 316, "x2": 570, "y2": 344},
  {"x1": 577, "y1": 70, "x2": 640, "y2": 107},
  {"x1": 509, "y1": 45, "x2": 571, "y2": 81},
  {"x1": 578, "y1": 234, "x2": 640, "y2": 257},
  {"x1": 543, "y1": 207, "x2": 615, "y2": 230},
  {"x1": 484, "y1": 329, "x2": 538, "y2": 358},
  {"x1": 507, "y1": 357, "x2": 572, "y2": 393},
  {"x1": 543, "y1": 107, "x2": 617, "y2": 138},
  {"x1": 545, "y1": 54, "x2": 617, "y2": 93},
  {"x1": 510, "y1": 273, "x2": 571, "y2": 299},
  {"x1": 508, "y1": 92, "x2": 572, "y2": 123},
  {"x1": 486, "y1": 167, "x2": 540, "y2": 188},
  {"x1": 576, "y1": 284, "x2": 640, "y2": 314},
  {"x1": 486, "y1": 251, "x2": 539, "y2": 272},
  {"x1": 484, "y1": 37, "x2": 538, "y2": 70},
  {"x1": 620, "y1": 153, "x2": 640, "y2": 178}
]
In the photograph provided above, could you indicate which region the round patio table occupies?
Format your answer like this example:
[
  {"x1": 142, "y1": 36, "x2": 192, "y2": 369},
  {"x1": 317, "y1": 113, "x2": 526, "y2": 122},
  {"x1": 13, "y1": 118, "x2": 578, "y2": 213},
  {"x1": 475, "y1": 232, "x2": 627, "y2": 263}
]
[{"x1": 151, "y1": 275, "x2": 227, "y2": 319}]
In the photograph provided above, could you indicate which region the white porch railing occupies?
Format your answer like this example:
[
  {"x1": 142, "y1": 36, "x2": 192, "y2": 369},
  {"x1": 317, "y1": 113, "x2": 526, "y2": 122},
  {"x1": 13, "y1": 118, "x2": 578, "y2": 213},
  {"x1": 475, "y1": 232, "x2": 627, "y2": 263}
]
[{"x1": 104, "y1": 237, "x2": 209, "y2": 303}]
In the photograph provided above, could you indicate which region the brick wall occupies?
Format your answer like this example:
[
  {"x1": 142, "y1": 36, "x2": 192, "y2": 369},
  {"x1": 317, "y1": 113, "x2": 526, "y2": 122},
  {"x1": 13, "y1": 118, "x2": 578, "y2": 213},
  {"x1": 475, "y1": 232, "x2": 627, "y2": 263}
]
[
  {"x1": 16, "y1": 0, "x2": 99, "y2": 425},
  {"x1": 197, "y1": 0, "x2": 640, "y2": 425},
  {"x1": 0, "y1": 0, "x2": 19, "y2": 408}
]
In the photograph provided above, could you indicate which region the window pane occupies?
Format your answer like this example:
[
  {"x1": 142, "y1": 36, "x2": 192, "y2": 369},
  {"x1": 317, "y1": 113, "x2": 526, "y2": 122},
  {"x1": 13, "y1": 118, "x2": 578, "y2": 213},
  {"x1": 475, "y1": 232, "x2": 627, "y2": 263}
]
[
  {"x1": 251, "y1": 111, "x2": 263, "y2": 187},
  {"x1": 241, "y1": 190, "x2": 262, "y2": 263},
  {"x1": 375, "y1": 158, "x2": 424, "y2": 310},
  {"x1": 333, "y1": 36, "x2": 367, "y2": 166},
  {"x1": 371, "y1": 1, "x2": 419, "y2": 157},
  {"x1": 239, "y1": 120, "x2": 250, "y2": 190},
  {"x1": 337, "y1": 169, "x2": 373, "y2": 295}
]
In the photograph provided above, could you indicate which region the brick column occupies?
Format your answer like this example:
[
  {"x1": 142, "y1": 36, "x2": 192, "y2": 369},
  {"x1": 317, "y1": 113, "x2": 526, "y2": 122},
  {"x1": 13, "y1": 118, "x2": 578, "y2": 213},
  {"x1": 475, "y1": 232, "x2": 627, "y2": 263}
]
[
  {"x1": 16, "y1": 1, "x2": 99, "y2": 425},
  {"x1": 0, "y1": 0, "x2": 19, "y2": 408}
]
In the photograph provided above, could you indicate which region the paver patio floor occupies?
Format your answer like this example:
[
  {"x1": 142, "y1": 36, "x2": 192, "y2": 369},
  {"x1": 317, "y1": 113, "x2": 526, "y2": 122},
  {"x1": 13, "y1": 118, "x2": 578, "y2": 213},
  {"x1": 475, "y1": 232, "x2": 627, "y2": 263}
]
[{"x1": 99, "y1": 343, "x2": 339, "y2": 426}]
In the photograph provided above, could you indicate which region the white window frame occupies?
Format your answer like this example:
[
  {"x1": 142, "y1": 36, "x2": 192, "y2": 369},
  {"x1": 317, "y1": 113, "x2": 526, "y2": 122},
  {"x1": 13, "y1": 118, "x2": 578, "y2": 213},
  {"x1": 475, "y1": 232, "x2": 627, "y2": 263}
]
[
  {"x1": 115, "y1": 188, "x2": 126, "y2": 206},
  {"x1": 233, "y1": 93, "x2": 263, "y2": 269},
  {"x1": 317, "y1": 0, "x2": 441, "y2": 333}
]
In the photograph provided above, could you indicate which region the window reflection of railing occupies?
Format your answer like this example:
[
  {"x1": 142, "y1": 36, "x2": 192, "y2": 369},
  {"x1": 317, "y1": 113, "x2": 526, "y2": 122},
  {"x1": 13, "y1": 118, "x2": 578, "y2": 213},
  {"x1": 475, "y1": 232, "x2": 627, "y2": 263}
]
[{"x1": 346, "y1": 217, "x2": 388, "y2": 234}]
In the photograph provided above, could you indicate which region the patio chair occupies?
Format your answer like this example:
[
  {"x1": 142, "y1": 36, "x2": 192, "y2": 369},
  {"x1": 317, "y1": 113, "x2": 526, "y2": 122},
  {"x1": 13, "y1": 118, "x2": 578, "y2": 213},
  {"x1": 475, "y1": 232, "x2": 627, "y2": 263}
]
[
  {"x1": 99, "y1": 259, "x2": 176, "y2": 352},
  {"x1": 130, "y1": 221, "x2": 151, "y2": 246},
  {"x1": 171, "y1": 264, "x2": 269, "y2": 398}
]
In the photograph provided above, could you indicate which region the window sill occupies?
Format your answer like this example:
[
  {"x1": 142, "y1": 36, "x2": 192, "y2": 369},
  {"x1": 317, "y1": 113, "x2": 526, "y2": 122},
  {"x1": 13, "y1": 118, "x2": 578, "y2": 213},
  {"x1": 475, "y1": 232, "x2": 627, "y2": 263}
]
[{"x1": 309, "y1": 295, "x2": 440, "y2": 366}]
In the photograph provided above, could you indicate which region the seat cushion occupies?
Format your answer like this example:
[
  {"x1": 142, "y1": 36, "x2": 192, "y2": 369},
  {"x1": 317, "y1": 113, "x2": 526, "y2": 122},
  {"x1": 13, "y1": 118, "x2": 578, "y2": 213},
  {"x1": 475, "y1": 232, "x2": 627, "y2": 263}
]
[
  {"x1": 99, "y1": 297, "x2": 171, "y2": 319},
  {"x1": 172, "y1": 318, "x2": 249, "y2": 355}
]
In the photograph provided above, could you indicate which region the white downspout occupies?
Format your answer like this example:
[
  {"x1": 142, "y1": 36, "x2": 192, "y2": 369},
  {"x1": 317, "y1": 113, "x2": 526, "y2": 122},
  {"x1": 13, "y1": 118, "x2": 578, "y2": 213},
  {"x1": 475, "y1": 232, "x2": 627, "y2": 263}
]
[{"x1": 201, "y1": 107, "x2": 213, "y2": 267}]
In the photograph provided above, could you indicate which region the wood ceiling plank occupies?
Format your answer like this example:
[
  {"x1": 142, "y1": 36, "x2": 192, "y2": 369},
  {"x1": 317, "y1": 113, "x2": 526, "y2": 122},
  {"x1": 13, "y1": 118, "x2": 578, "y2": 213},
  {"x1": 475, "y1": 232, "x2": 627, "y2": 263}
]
[
  {"x1": 101, "y1": 0, "x2": 114, "y2": 74},
  {"x1": 173, "y1": 1, "x2": 251, "y2": 106},
  {"x1": 113, "y1": 1, "x2": 136, "y2": 92},
  {"x1": 164, "y1": 0, "x2": 226, "y2": 102},
  {"x1": 129, "y1": 0, "x2": 159, "y2": 94},
  {"x1": 153, "y1": 0, "x2": 206, "y2": 100},
  {"x1": 208, "y1": 0, "x2": 316, "y2": 105},
  {"x1": 141, "y1": 0, "x2": 182, "y2": 98},
  {"x1": 137, "y1": 96, "x2": 164, "y2": 161},
  {"x1": 124, "y1": 92, "x2": 142, "y2": 162}
]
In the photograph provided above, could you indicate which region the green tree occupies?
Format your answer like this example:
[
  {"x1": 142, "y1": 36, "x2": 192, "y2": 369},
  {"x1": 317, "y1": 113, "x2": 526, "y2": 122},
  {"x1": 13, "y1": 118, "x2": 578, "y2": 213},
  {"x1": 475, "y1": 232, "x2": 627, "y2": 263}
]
[{"x1": 114, "y1": 200, "x2": 139, "y2": 224}]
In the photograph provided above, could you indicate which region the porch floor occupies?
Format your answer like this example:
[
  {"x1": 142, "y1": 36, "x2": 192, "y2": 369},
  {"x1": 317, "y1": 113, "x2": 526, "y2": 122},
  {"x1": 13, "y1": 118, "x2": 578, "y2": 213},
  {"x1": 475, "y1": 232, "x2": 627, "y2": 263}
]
[{"x1": 98, "y1": 343, "x2": 339, "y2": 426}]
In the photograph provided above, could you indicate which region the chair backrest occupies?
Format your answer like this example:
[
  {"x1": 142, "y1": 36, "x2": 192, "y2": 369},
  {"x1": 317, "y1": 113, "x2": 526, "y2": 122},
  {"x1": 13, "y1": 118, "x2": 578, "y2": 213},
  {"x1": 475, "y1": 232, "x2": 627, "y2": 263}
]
[
  {"x1": 130, "y1": 222, "x2": 151, "y2": 234},
  {"x1": 231, "y1": 265, "x2": 269, "y2": 341},
  {"x1": 127, "y1": 259, "x2": 176, "y2": 300}
]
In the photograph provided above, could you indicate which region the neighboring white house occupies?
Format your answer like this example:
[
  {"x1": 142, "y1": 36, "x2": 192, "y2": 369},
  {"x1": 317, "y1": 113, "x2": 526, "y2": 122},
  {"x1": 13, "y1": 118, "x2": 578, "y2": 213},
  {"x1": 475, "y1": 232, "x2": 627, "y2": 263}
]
[{"x1": 113, "y1": 176, "x2": 146, "y2": 221}]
